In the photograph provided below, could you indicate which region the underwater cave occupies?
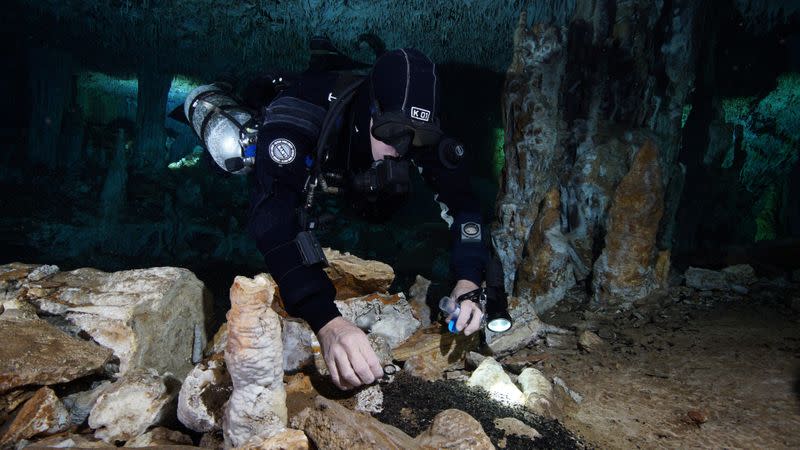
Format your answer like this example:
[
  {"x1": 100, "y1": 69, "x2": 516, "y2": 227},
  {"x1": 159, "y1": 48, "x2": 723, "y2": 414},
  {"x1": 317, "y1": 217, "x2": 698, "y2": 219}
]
[{"x1": 0, "y1": 0, "x2": 798, "y2": 448}]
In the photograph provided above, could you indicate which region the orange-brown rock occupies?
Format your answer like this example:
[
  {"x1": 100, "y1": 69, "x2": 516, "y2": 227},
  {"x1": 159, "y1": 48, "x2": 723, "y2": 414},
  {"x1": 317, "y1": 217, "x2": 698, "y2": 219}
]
[
  {"x1": 237, "y1": 428, "x2": 309, "y2": 450},
  {"x1": 123, "y1": 427, "x2": 193, "y2": 447},
  {"x1": 514, "y1": 188, "x2": 576, "y2": 313},
  {"x1": 0, "y1": 318, "x2": 112, "y2": 394},
  {"x1": 291, "y1": 396, "x2": 418, "y2": 450},
  {"x1": 593, "y1": 140, "x2": 665, "y2": 305},
  {"x1": 392, "y1": 325, "x2": 479, "y2": 364},
  {"x1": 0, "y1": 387, "x2": 69, "y2": 446},
  {"x1": 414, "y1": 409, "x2": 494, "y2": 450},
  {"x1": 323, "y1": 249, "x2": 395, "y2": 300}
]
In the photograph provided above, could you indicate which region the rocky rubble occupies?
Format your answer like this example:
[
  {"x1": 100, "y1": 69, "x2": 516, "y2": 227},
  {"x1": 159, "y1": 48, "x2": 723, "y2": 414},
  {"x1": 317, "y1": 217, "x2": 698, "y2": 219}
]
[{"x1": 0, "y1": 252, "x2": 585, "y2": 449}]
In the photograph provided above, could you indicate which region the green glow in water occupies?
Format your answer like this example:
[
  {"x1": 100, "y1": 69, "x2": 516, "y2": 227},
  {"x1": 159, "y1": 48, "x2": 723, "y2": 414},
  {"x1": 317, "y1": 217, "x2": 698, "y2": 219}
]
[
  {"x1": 168, "y1": 147, "x2": 204, "y2": 170},
  {"x1": 492, "y1": 127, "x2": 505, "y2": 180}
]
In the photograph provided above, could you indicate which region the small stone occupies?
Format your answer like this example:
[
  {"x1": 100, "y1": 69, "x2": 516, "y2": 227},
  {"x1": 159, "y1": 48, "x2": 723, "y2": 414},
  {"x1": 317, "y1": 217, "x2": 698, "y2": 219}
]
[
  {"x1": 408, "y1": 275, "x2": 432, "y2": 327},
  {"x1": 89, "y1": 369, "x2": 180, "y2": 443},
  {"x1": 414, "y1": 409, "x2": 493, "y2": 449},
  {"x1": 467, "y1": 358, "x2": 526, "y2": 406},
  {"x1": 291, "y1": 396, "x2": 417, "y2": 449},
  {"x1": 518, "y1": 368, "x2": 556, "y2": 417},
  {"x1": 282, "y1": 319, "x2": 318, "y2": 372},
  {"x1": 62, "y1": 381, "x2": 112, "y2": 426},
  {"x1": 685, "y1": 267, "x2": 728, "y2": 291},
  {"x1": 577, "y1": 330, "x2": 605, "y2": 352},
  {"x1": 323, "y1": 248, "x2": 395, "y2": 300},
  {"x1": 687, "y1": 409, "x2": 708, "y2": 425},
  {"x1": 355, "y1": 385, "x2": 384, "y2": 414},
  {"x1": 494, "y1": 417, "x2": 541, "y2": 440},
  {"x1": 552, "y1": 377, "x2": 583, "y2": 405},
  {"x1": 0, "y1": 387, "x2": 70, "y2": 446},
  {"x1": 178, "y1": 356, "x2": 231, "y2": 433},
  {"x1": 27, "y1": 264, "x2": 60, "y2": 282},
  {"x1": 721, "y1": 264, "x2": 757, "y2": 286},
  {"x1": 238, "y1": 428, "x2": 309, "y2": 450},
  {"x1": 27, "y1": 432, "x2": 109, "y2": 448},
  {"x1": 545, "y1": 333, "x2": 576, "y2": 349},
  {"x1": 336, "y1": 293, "x2": 420, "y2": 349},
  {"x1": 123, "y1": 427, "x2": 192, "y2": 447},
  {"x1": 284, "y1": 373, "x2": 315, "y2": 396}
]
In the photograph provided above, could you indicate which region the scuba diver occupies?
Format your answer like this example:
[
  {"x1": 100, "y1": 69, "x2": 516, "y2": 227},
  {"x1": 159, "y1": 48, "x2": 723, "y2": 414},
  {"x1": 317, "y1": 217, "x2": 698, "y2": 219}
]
[{"x1": 183, "y1": 37, "x2": 511, "y2": 390}]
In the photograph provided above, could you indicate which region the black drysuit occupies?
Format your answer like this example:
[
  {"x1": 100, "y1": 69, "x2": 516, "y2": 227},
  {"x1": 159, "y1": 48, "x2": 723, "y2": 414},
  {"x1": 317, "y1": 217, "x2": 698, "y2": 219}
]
[{"x1": 247, "y1": 70, "x2": 488, "y2": 333}]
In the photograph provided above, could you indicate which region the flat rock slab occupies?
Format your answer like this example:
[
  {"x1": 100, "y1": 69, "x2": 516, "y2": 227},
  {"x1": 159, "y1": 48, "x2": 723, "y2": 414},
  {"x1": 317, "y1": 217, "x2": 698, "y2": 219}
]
[{"x1": 0, "y1": 318, "x2": 112, "y2": 393}]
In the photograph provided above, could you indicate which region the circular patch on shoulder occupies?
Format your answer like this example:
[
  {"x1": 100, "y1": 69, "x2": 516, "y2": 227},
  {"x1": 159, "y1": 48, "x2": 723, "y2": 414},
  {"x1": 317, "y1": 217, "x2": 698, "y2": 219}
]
[
  {"x1": 462, "y1": 222, "x2": 481, "y2": 237},
  {"x1": 268, "y1": 138, "x2": 296, "y2": 165}
]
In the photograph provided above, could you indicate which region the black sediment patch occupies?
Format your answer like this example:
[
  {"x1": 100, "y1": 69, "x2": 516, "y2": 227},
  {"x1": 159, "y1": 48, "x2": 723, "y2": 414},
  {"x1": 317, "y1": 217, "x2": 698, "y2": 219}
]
[{"x1": 375, "y1": 373, "x2": 590, "y2": 449}]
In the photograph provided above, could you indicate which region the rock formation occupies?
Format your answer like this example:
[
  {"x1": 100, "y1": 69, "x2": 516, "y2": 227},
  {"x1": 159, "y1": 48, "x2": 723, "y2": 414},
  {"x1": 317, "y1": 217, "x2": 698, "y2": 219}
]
[{"x1": 223, "y1": 274, "x2": 287, "y2": 448}]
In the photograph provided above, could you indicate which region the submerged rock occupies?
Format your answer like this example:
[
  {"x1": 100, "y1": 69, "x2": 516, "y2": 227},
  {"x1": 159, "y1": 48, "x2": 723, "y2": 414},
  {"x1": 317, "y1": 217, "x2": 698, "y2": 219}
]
[
  {"x1": 415, "y1": 409, "x2": 494, "y2": 450},
  {"x1": 123, "y1": 427, "x2": 193, "y2": 447},
  {"x1": 493, "y1": 417, "x2": 541, "y2": 441},
  {"x1": 88, "y1": 369, "x2": 180, "y2": 443},
  {"x1": 0, "y1": 318, "x2": 112, "y2": 393},
  {"x1": 393, "y1": 325, "x2": 478, "y2": 381},
  {"x1": 686, "y1": 264, "x2": 757, "y2": 292},
  {"x1": 223, "y1": 275, "x2": 287, "y2": 448},
  {"x1": 177, "y1": 356, "x2": 231, "y2": 433},
  {"x1": 62, "y1": 381, "x2": 112, "y2": 426},
  {"x1": 323, "y1": 248, "x2": 395, "y2": 300},
  {"x1": 0, "y1": 387, "x2": 70, "y2": 446},
  {"x1": 467, "y1": 358, "x2": 525, "y2": 406},
  {"x1": 336, "y1": 293, "x2": 420, "y2": 349},
  {"x1": 23, "y1": 266, "x2": 211, "y2": 380},
  {"x1": 291, "y1": 396, "x2": 418, "y2": 450},
  {"x1": 408, "y1": 275, "x2": 432, "y2": 327},
  {"x1": 238, "y1": 428, "x2": 309, "y2": 450},
  {"x1": 518, "y1": 368, "x2": 556, "y2": 417}
]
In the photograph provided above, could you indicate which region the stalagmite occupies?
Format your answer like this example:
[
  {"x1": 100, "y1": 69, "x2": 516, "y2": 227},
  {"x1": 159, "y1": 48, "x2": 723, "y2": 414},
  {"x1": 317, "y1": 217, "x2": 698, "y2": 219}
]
[{"x1": 223, "y1": 274, "x2": 287, "y2": 448}]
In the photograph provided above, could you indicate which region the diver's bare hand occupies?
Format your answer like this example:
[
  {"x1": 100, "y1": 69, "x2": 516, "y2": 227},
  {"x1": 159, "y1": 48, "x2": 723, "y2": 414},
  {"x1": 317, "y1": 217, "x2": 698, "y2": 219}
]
[
  {"x1": 317, "y1": 317, "x2": 384, "y2": 390},
  {"x1": 449, "y1": 279, "x2": 483, "y2": 336}
]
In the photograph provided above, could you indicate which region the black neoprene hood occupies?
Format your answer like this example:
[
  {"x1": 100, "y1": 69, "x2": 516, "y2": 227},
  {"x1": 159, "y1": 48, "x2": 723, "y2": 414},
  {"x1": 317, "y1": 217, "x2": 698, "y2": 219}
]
[{"x1": 369, "y1": 48, "x2": 440, "y2": 121}]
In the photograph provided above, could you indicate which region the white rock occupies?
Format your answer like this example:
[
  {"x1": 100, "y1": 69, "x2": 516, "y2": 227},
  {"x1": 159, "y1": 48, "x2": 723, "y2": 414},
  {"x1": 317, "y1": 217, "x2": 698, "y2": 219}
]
[
  {"x1": 467, "y1": 358, "x2": 526, "y2": 406},
  {"x1": 335, "y1": 293, "x2": 420, "y2": 349},
  {"x1": 223, "y1": 275, "x2": 287, "y2": 448},
  {"x1": 28, "y1": 267, "x2": 211, "y2": 380},
  {"x1": 282, "y1": 318, "x2": 318, "y2": 372},
  {"x1": 518, "y1": 368, "x2": 555, "y2": 416},
  {"x1": 177, "y1": 357, "x2": 231, "y2": 433},
  {"x1": 685, "y1": 267, "x2": 728, "y2": 291},
  {"x1": 27, "y1": 264, "x2": 60, "y2": 281},
  {"x1": 88, "y1": 369, "x2": 180, "y2": 443},
  {"x1": 355, "y1": 385, "x2": 384, "y2": 414},
  {"x1": 553, "y1": 376, "x2": 583, "y2": 404},
  {"x1": 494, "y1": 417, "x2": 541, "y2": 440}
]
